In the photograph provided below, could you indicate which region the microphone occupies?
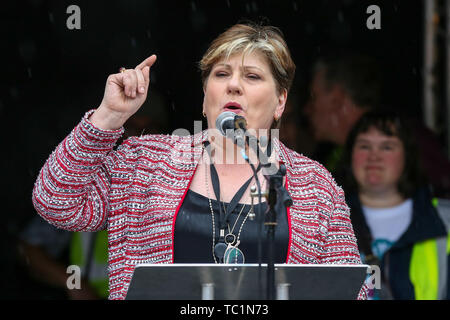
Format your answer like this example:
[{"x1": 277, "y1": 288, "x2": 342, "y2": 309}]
[
  {"x1": 215, "y1": 111, "x2": 247, "y2": 147},
  {"x1": 215, "y1": 111, "x2": 237, "y2": 136}
]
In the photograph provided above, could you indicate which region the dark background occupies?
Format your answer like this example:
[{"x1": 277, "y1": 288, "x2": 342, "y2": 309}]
[{"x1": 1, "y1": 0, "x2": 439, "y2": 298}]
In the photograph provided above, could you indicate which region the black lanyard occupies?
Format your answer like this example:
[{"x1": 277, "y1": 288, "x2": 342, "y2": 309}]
[
  {"x1": 203, "y1": 141, "x2": 264, "y2": 235},
  {"x1": 203, "y1": 139, "x2": 270, "y2": 262},
  {"x1": 209, "y1": 163, "x2": 257, "y2": 232}
]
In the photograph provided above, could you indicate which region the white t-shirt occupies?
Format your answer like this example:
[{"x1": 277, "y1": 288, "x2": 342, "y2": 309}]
[{"x1": 362, "y1": 199, "x2": 413, "y2": 259}]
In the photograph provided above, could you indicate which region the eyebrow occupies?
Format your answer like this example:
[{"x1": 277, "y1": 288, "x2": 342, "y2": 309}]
[{"x1": 213, "y1": 63, "x2": 265, "y2": 72}]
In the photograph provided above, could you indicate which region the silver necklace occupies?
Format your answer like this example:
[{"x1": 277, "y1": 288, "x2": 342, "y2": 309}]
[{"x1": 203, "y1": 147, "x2": 254, "y2": 263}]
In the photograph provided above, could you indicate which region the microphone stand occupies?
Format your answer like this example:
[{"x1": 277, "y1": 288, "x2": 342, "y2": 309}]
[
  {"x1": 265, "y1": 164, "x2": 291, "y2": 299},
  {"x1": 233, "y1": 126, "x2": 292, "y2": 300}
]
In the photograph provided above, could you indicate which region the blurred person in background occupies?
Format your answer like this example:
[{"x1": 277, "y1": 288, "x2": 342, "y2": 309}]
[
  {"x1": 340, "y1": 111, "x2": 449, "y2": 300},
  {"x1": 18, "y1": 215, "x2": 108, "y2": 300},
  {"x1": 303, "y1": 53, "x2": 450, "y2": 199}
]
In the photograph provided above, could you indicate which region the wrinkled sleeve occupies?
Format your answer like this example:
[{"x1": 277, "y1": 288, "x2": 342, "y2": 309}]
[{"x1": 32, "y1": 110, "x2": 126, "y2": 232}]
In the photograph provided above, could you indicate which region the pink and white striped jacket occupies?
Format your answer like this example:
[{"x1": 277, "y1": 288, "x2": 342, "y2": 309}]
[{"x1": 32, "y1": 110, "x2": 366, "y2": 300}]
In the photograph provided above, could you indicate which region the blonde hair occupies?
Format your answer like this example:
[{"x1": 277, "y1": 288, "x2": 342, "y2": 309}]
[{"x1": 199, "y1": 23, "x2": 296, "y2": 95}]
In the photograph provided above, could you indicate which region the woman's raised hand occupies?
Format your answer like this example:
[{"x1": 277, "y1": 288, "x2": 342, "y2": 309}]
[{"x1": 90, "y1": 55, "x2": 157, "y2": 130}]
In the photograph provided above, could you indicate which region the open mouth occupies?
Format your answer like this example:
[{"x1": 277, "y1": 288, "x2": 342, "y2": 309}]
[{"x1": 223, "y1": 102, "x2": 243, "y2": 113}]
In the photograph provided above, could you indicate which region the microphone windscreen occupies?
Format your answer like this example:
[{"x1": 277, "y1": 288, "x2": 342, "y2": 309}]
[{"x1": 215, "y1": 111, "x2": 236, "y2": 136}]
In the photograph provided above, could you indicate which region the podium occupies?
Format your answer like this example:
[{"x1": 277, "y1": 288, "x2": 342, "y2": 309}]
[{"x1": 125, "y1": 263, "x2": 369, "y2": 300}]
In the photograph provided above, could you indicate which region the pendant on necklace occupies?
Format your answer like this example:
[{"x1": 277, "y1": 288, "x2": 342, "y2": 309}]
[
  {"x1": 214, "y1": 242, "x2": 227, "y2": 262},
  {"x1": 224, "y1": 240, "x2": 245, "y2": 264}
]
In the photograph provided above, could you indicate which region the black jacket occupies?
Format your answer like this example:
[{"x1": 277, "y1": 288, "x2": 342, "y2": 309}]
[{"x1": 346, "y1": 187, "x2": 448, "y2": 299}]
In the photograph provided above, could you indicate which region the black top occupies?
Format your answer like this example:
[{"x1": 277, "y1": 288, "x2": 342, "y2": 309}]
[{"x1": 173, "y1": 189, "x2": 289, "y2": 263}]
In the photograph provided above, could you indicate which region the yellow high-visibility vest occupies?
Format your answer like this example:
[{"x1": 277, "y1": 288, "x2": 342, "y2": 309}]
[
  {"x1": 410, "y1": 198, "x2": 449, "y2": 300},
  {"x1": 70, "y1": 230, "x2": 109, "y2": 298}
]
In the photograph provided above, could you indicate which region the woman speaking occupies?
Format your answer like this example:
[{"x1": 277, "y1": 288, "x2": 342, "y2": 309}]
[{"x1": 32, "y1": 22, "x2": 366, "y2": 300}]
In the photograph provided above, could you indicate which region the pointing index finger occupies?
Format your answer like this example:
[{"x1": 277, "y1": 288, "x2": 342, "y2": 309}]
[{"x1": 136, "y1": 54, "x2": 157, "y2": 70}]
